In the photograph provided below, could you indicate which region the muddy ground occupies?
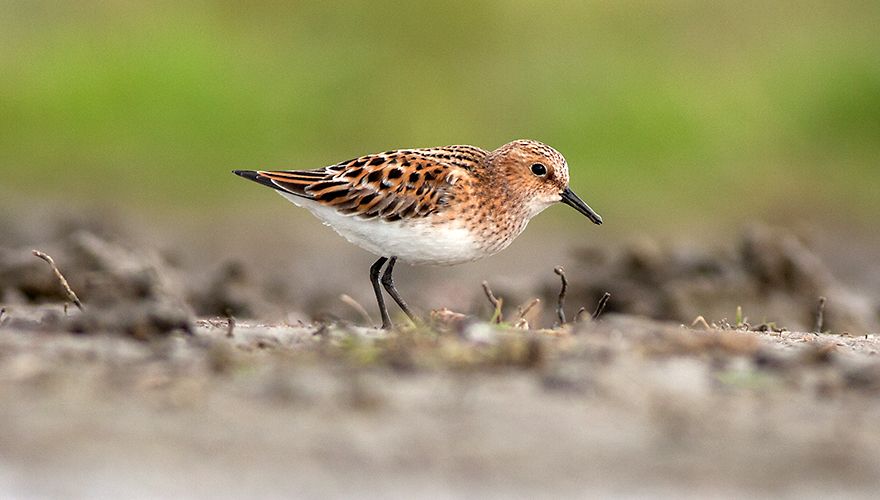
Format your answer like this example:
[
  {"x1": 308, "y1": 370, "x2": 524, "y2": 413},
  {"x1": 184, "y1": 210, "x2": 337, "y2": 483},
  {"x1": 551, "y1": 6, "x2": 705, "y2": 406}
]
[{"x1": 2, "y1": 211, "x2": 880, "y2": 498}]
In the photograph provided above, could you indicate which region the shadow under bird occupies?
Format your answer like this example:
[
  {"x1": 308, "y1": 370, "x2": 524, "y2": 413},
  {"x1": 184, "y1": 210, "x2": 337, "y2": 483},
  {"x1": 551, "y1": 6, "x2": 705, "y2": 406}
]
[{"x1": 234, "y1": 139, "x2": 602, "y2": 328}]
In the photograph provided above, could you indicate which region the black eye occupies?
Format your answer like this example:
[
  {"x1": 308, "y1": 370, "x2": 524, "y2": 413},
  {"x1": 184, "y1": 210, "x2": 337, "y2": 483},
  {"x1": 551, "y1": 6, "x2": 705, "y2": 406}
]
[{"x1": 530, "y1": 163, "x2": 547, "y2": 176}]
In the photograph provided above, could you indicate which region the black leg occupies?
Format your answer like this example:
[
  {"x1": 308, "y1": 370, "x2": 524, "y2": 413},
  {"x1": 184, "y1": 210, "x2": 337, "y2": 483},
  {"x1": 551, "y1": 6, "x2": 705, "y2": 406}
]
[
  {"x1": 370, "y1": 257, "x2": 391, "y2": 329},
  {"x1": 380, "y1": 257, "x2": 415, "y2": 323}
]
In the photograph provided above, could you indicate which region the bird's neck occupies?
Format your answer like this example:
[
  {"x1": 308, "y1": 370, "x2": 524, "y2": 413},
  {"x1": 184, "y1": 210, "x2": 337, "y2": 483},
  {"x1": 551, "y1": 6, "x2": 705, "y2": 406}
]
[{"x1": 469, "y1": 170, "x2": 531, "y2": 253}]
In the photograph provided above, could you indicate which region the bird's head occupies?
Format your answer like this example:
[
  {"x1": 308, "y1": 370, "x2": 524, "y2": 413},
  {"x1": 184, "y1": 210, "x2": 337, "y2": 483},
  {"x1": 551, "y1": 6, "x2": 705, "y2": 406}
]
[{"x1": 488, "y1": 139, "x2": 603, "y2": 224}]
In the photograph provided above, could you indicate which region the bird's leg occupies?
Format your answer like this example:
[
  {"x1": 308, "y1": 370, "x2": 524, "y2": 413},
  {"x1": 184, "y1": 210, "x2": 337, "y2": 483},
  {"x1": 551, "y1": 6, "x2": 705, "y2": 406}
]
[
  {"x1": 370, "y1": 257, "x2": 392, "y2": 329},
  {"x1": 380, "y1": 257, "x2": 416, "y2": 323}
]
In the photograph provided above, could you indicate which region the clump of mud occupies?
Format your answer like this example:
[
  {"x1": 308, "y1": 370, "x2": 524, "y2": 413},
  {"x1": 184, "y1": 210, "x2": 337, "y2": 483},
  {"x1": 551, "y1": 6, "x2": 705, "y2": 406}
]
[
  {"x1": 555, "y1": 224, "x2": 879, "y2": 334},
  {"x1": 1, "y1": 215, "x2": 877, "y2": 335},
  {"x1": 0, "y1": 211, "x2": 308, "y2": 334},
  {"x1": 1, "y1": 231, "x2": 193, "y2": 339}
]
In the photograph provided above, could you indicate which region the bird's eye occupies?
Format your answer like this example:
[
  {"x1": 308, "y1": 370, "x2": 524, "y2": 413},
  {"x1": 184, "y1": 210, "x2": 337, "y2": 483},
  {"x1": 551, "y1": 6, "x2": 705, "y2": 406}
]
[{"x1": 530, "y1": 163, "x2": 547, "y2": 176}]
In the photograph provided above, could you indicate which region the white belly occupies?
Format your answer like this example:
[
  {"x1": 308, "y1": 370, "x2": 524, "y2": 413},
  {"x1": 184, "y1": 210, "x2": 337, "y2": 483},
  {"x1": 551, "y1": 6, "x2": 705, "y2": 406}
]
[{"x1": 279, "y1": 193, "x2": 486, "y2": 266}]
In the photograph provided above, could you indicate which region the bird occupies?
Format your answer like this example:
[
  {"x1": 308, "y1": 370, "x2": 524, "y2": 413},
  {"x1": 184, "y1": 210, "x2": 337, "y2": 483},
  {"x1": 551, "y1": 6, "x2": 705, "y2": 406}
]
[{"x1": 233, "y1": 139, "x2": 602, "y2": 329}]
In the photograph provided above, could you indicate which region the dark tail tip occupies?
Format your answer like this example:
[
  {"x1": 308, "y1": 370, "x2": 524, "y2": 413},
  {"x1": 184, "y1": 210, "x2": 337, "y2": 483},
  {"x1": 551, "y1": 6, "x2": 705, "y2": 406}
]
[
  {"x1": 232, "y1": 169, "x2": 293, "y2": 194},
  {"x1": 233, "y1": 169, "x2": 259, "y2": 180}
]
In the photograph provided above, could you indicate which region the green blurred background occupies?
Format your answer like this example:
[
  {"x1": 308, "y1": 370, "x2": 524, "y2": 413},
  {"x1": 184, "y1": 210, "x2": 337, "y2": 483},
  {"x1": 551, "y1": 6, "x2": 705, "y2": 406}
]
[{"x1": 2, "y1": 0, "x2": 879, "y2": 232}]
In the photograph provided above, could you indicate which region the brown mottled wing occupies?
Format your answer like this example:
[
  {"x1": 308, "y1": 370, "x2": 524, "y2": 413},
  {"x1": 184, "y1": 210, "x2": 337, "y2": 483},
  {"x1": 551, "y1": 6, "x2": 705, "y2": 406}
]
[{"x1": 256, "y1": 145, "x2": 488, "y2": 222}]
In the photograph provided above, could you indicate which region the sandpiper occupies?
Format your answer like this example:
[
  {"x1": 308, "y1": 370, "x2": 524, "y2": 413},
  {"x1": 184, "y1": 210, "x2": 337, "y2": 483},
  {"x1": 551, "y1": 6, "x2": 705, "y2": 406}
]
[{"x1": 234, "y1": 139, "x2": 602, "y2": 328}]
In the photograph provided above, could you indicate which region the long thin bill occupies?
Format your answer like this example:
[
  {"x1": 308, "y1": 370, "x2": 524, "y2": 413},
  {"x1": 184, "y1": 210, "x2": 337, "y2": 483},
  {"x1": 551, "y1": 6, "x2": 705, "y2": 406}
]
[{"x1": 560, "y1": 187, "x2": 603, "y2": 225}]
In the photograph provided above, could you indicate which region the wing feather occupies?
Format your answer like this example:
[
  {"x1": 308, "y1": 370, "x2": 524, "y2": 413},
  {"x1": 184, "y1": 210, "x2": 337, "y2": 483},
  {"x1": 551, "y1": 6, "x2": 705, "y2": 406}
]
[{"x1": 237, "y1": 145, "x2": 487, "y2": 222}]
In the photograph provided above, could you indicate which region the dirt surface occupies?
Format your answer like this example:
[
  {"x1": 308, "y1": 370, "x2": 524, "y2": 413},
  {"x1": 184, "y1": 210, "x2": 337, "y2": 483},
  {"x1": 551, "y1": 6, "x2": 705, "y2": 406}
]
[
  {"x1": 2, "y1": 309, "x2": 880, "y2": 498},
  {"x1": 2, "y1": 212, "x2": 880, "y2": 497}
]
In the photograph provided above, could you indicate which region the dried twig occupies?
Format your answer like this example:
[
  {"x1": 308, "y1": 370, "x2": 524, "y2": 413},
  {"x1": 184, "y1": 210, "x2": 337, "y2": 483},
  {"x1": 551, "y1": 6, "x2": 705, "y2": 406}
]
[
  {"x1": 814, "y1": 296, "x2": 826, "y2": 333},
  {"x1": 553, "y1": 266, "x2": 568, "y2": 325},
  {"x1": 340, "y1": 294, "x2": 374, "y2": 325},
  {"x1": 511, "y1": 298, "x2": 540, "y2": 330},
  {"x1": 225, "y1": 309, "x2": 236, "y2": 338},
  {"x1": 752, "y1": 322, "x2": 786, "y2": 333},
  {"x1": 312, "y1": 323, "x2": 330, "y2": 337},
  {"x1": 32, "y1": 250, "x2": 83, "y2": 310},
  {"x1": 592, "y1": 292, "x2": 611, "y2": 320},
  {"x1": 481, "y1": 281, "x2": 503, "y2": 324},
  {"x1": 691, "y1": 315, "x2": 712, "y2": 330},
  {"x1": 517, "y1": 298, "x2": 540, "y2": 320},
  {"x1": 574, "y1": 306, "x2": 588, "y2": 323}
]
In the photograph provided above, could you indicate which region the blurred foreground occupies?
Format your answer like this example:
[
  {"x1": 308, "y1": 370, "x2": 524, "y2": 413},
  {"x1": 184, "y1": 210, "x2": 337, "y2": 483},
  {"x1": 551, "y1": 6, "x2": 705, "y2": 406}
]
[{"x1": 2, "y1": 308, "x2": 880, "y2": 498}]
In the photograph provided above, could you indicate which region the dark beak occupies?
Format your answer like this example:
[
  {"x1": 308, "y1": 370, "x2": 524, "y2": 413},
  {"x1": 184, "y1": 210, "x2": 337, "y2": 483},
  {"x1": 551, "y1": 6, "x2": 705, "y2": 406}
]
[{"x1": 560, "y1": 187, "x2": 603, "y2": 225}]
